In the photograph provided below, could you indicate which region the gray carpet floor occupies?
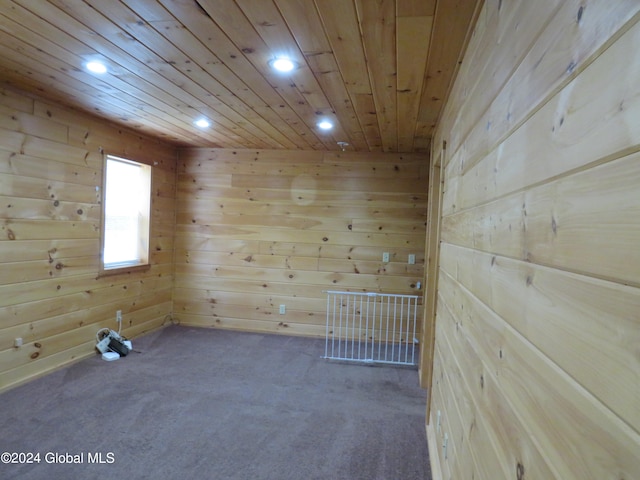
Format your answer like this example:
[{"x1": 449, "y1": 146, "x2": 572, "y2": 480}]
[{"x1": 0, "y1": 326, "x2": 430, "y2": 480}]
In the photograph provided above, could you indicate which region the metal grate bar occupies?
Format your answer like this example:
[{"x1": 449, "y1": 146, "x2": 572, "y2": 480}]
[{"x1": 323, "y1": 291, "x2": 420, "y2": 367}]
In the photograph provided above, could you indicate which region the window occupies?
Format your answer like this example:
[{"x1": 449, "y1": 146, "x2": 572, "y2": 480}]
[{"x1": 100, "y1": 154, "x2": 152, "y2": 274}]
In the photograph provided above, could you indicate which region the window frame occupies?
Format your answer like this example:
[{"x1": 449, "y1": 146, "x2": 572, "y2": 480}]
[{"x1": 99, "y1": 153, "x2": 153, "y2": 277}]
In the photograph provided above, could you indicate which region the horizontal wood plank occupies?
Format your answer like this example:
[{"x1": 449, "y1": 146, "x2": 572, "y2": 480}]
[
  {"x1": 0, "y1": 88, "x2": 176, "y2": 389},
  {"x1": 442, "y1": 151, "x2": 640, "y2": 286},
  {"x1": 440, "y1": 242, "x2": 640, "y2": 430}
]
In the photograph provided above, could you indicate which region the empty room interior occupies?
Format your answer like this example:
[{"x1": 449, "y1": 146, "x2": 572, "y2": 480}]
[{"x1": 0, "y1": 1, "x2": 639, "y2": 479}]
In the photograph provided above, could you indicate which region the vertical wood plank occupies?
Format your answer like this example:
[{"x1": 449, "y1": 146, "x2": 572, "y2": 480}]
[{"x1": 355, "y1": 0, "x2": 398, "y2": 152}]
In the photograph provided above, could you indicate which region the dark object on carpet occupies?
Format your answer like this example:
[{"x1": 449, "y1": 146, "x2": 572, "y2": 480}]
[{"x1": 0, "y1": 326, "x2": 431, "y2": 480}]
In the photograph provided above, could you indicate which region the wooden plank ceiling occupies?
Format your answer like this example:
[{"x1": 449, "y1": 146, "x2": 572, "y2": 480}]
[{"x1": 0, "y1": 0, "x2": 478, "y2": 152}]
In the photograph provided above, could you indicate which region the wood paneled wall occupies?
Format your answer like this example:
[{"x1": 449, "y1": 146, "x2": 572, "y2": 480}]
[
  {"x1": 0, "y1": 87, "x2": 177, "y2": 393},
  {"x1": 427, "y1": 1, "x2": 640, "y2": 479},
  {"x1": 174, "y1": 148, "x2": 427, "y2": 336}
]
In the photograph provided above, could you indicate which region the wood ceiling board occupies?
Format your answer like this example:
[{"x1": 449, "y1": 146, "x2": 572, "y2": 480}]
[
  {"x1": 13, "y1": 0, "x2": 254, "y2": 147},
  {"x1": 352, "y1": 93, "x2": 383, "y2": 151},
  {"x1": 314, "y1": 0, "x2": 371, "y2": 95},
  {"x1": 144, "y1": 18, "x2": 296, "y2": 149},
  {"x1": 0, "y1": 26, "x2": 210, "y2": 147},
  {"x1": 315, "y1": 0, "x2": 383, "y2": 150},
  {"x1": 156, "y1": 0, "x2": 317, "y2": 150},
  {"x1": 197, "y1": 0, "x2": 329, "y2": 150},
  {"x1": 0, "y1": 62, "x2": 200, "y2": 147},
  {"x1": 275, "y1": 0, "x2": 368, "y2": 150},
  {"x1": 237, "y1": 0, "x2": 347, "y2": 148},
  {"x1": 356, "y1": 0, "x2": 398, "y2": 152},
  {"x1": 0, "y1": 0, "x2": 479, "y2": 152},
  {"x1": 414, "y1": 0, "x2": 481, "y2": 151},
  {"x1": 397, "y1": 15, "x2": 433, "y2": 152},
  {"x1": 0, "y1": 9, "x2": 234, "y2": 146},
  {"x1": 70, "y1": 0, "x2": 276, "y2": 148},
  {"x1": 240, "y1": 0, "x2": 332, "y2": 112},
  {"x1": 397, "y1": 0, "x2": 437, "y2": 17}
]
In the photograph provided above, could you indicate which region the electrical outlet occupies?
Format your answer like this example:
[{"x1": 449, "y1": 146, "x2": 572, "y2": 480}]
[
  {"x1": 279, "y1": 305, "x2": 286, "y2": 315},
  {"x1": 408, "y1": 254, "x2": 415, "y2": 265},
  {"x1": 14, "y1": 337, "x2": 23, "y2": 348},
  {"x1": 116, "y1": 310, "x2": 122, "y2": 323},
  {"x1": 382, "y1": 252, "x2": 390, "y2": 262}
]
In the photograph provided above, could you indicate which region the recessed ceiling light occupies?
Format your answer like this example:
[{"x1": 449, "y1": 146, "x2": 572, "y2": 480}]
[
  {"x1": 269, "y1": 57, "x2": 298, "y2": 73},
  {"x1": 317, "y1": 120, "x2": 333, "y2": 130},
  {"x1": 85, "y1": 61, "x2": 107, "y2": 74},
  {"x1": 195, "y1": 118, "x2": 210, "y2": 128}
]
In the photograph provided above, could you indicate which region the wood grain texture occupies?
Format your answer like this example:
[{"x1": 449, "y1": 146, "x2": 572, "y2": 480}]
[
  {"x1": 174, "y1": 148, "x2": 427, "y2": 335},
  {"x1": 0, "y1": 0, "x2": 478, "y2": 152},
  {"x1": 0, "y1": 86, "x2": 176, "y2": 393},
  {"x1": 440, "y1": 243, "x2": 640, "y2": 430},
  {"x1": 413, "y1": 0, "x2": 481, "y2": 150},
  {"x1": 429, "y1": 0, "x2": 640, "y2": 478},
  {"x1": 419, "y1": 144, "x2": 443, "y2": 409},
  {"x1": 355, "y1": 0, "x2": 398, "y2": 152},
  {"x1": 443, "y1": 0, "x2": 640, "y2": 175}
]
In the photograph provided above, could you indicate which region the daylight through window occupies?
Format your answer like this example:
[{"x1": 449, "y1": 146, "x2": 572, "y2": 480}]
[{"x1": 101, "y1": 155, "x2": 152, "y2": 273}]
